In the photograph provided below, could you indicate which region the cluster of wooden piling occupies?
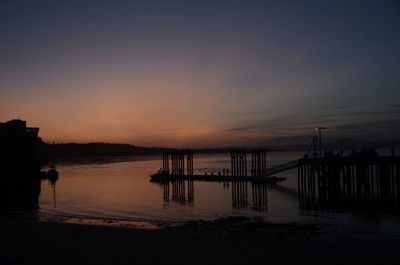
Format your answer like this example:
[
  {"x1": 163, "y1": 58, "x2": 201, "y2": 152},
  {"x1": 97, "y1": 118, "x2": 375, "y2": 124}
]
[
  {"x1": 298, "y1": 156, "x2": 400, "y2": 212},
  {"x1": 162, "y1": 151, "x2": 193, "y2": 176},
  {"x1": 162, "y1": 152, "x2": 170, "y2": 173},
  {"x1": 251, "y1": 150, "x2": 267, "y2": 176},
  {"x1": 154, "y1": 150, "x2": 288, "y2": 183},
  {"x1": 230, "y1": 150, "x2": 247, "y2": 176},
  {"x1": 230, "y1": 149, "x2": 268, "y2": 177}
]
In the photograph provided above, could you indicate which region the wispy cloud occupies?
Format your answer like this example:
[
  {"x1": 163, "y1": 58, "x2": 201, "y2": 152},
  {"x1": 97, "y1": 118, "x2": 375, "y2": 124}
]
[
  {"x1": 331, "y1": 105, "x2": 353, "y2": 110},
  {"x1": 228, "y1": 125, "x2": 266, "y2": 131},
  {"x1": 228, "y1": 126, "x2": 252, "y2": 131}
]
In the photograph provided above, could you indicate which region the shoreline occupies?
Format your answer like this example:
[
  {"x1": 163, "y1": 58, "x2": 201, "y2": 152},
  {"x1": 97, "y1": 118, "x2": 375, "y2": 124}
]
[{"x1": 1, "y1": 215, "x2": 399, "y2": 265}]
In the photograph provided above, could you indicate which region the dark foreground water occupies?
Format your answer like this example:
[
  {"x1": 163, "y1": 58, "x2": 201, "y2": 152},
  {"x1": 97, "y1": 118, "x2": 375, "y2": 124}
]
[{"x1": 38, "y1": 151, "x2": 400, "y2": 233}]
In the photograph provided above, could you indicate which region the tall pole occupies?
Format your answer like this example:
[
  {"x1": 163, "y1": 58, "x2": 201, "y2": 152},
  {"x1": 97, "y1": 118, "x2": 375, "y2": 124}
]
[{"x1": 315, "y1": 127, "x2": 326, "y2": 158}]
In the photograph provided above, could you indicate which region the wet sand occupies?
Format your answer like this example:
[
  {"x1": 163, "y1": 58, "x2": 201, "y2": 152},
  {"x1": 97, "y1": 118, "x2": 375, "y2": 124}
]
[{"x1": 1, "y1": 216, "x2": 399, "y2": 265}]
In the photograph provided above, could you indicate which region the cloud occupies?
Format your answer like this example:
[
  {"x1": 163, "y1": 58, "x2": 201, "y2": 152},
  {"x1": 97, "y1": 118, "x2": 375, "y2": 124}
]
[
  {"x1": 228, "y1": 126, "x2": 252, "y2": 131},
  {"x1": 331, "y1": 105, "x2": 353, "y2": 110},
  {"x1": 228, "y1": 125, "x2": 266, "y2": 131}
]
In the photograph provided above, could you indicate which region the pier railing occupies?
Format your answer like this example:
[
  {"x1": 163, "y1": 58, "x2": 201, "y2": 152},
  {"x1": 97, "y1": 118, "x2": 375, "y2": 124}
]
[{"x1": 264, "y1": 160, "x2": 299, "y2": 176}]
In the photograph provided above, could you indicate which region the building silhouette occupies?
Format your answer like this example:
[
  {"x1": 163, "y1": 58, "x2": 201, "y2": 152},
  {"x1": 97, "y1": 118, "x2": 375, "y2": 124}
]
[{"x1": 0, "y1": 119, "x2": 42, "y2": 210}]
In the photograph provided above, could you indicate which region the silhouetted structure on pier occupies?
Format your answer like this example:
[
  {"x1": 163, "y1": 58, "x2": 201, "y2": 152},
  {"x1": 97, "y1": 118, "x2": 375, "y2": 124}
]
[
  {"x1": 0, "y1": 119, "x2": 42, "y2": 209},
  {"x1": 298, "y1": 151, "x2": 400, "y2": 213},
  {"x1": 0, "y1": 119, "x2": 40, "y2": 167},
  {"x1": 162, "y1": 151, "x2": 193, "y2": 176},
  {"x1": 230, "y1": 150, "x2": 247, "y2": 176},
  {"x1": 251, "y1": 150, "x2": 267, "y2": 176},
  {"x1": 152, "y1": 150, "x2": 287, "y2": 183},
  {"x1": 230, "y1": 149, "x2": 297, "y2": 177},
  {"x1": 265, "y1": 160, "x2": 298, "y2": 176}
]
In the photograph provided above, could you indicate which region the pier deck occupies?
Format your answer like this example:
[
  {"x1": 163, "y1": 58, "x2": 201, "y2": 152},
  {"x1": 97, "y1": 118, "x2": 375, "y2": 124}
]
[{"x1": 150, "y1": 173, "x2": 286, "y2": 184}]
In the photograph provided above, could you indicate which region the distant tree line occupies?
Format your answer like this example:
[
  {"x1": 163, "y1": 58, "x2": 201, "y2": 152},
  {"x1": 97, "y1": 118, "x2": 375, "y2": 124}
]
[
  {"x1": 44, "y1": 143, "x2": 176, "y2": 158},
  {"x1": 40, "y1": 139, "x2": 400, "y2": 160}
]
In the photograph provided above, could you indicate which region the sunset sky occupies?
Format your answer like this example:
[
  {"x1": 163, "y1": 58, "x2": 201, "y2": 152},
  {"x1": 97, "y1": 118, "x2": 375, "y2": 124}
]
[{"x1": 1, "y1": 0, "x2": 399, "y2": 147}]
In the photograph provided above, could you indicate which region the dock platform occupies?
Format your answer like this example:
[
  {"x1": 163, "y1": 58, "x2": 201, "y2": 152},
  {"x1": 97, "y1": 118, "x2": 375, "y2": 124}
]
[{"x1": 149, "y1": 172, "x2": 286, "y2": 184}]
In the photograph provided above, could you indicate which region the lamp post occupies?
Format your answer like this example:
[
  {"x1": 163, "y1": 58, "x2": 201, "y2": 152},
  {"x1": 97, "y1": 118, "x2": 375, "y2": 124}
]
[{"x1": 315, "y1": 127, "x2": 326, "y2": 157}]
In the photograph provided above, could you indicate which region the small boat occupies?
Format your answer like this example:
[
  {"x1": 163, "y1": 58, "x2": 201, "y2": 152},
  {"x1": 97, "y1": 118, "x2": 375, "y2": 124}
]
[
  {"x1": 46, "y1": 165, "x2": 59, "y2": 180},
  {"x1": 149, "y1": 170, "x2": 170, "y2": 180},
  {"x1": 41, "y1": 165, "x2": 58, "y2": 180}
]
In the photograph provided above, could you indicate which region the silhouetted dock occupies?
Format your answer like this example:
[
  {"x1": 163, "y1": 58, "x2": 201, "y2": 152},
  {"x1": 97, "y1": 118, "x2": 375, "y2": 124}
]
[
  {"x1": 298, "y1": 153, "x2": 400, "y2": 213},
  {"x1": 150, "y1": 150, "x2": 290, "y2": 184}
]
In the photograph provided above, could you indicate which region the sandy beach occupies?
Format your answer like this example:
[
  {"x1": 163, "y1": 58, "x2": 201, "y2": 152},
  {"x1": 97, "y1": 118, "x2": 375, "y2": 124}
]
[{"x1": 1, "y1": 216, "x2": 399, "y2": 265}]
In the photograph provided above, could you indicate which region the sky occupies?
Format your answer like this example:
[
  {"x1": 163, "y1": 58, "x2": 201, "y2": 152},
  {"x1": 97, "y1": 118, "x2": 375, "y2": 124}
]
[{"x1": 1, "y1": 0, "x2": 400, "y2": 147}]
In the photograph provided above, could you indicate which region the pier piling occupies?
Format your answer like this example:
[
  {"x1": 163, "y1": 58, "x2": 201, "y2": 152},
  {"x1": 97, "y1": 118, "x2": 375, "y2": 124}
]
[{"x1": 298, "y1": 155, "x2": 400, "y2": 213}]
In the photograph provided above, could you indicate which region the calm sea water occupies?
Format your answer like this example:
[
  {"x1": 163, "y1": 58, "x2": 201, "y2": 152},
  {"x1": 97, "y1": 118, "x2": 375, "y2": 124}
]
[{"x1": 38, "y1": 151, "x2": 400, "y2": 232}]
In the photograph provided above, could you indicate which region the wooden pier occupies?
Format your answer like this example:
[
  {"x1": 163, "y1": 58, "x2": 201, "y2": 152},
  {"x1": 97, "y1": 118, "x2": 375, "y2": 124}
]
[
  {"x1": 154, "y1": 143, "x2": 400, "y2": 214},
  {"x1": 151, "y1": 150, "x2": 291, "y2": 184},
  {"x1": 298, "y1": 154, "x2": 400, "y2": 213}
]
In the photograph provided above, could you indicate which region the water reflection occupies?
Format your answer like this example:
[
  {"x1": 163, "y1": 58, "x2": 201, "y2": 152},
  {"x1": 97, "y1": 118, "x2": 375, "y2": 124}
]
[
  {"x1": 36, "y1": 153, "x2": 400, "y2": 229},
  {"x1": 231, "y1": 182, "x2": 269, "y2": 211},
  {"x1": 232, "y1": 182, "x2": 248, "y2": 209},
  {"x1": 161, "y1": 180, "x2": 195, "y2": 206},
  {"x1": 159, "y1": 180, "x2": 269, "y2": 211},
  {"x1": 47, "y1": 178, "x2": 57, "y2": 209},
  {"x1": 252, "y1": 183, "x2": 268, "y2": 211}
]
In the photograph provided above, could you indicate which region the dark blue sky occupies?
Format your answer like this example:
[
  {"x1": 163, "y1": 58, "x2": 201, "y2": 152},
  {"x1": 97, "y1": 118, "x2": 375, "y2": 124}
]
[{"x1": 1, "y1": 0, "x2": 399, "y2": 146}]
